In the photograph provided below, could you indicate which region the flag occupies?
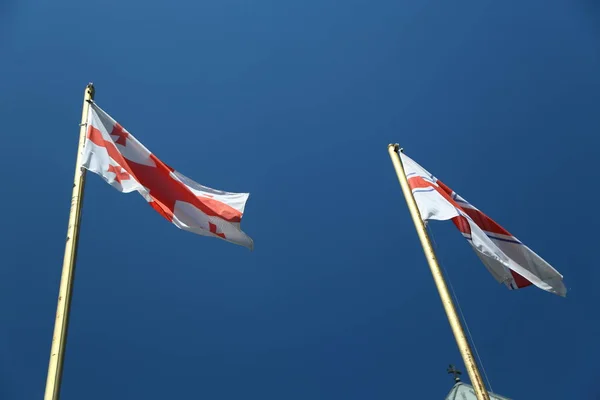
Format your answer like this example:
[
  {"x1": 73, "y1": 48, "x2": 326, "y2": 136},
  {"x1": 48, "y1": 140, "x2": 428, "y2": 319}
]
[
  {"x1": 81, "y1": 102, "x2": 254, "y2": 249},
  {"x1": 400, "y1": 151, "x2": 566, "y2": 296}
]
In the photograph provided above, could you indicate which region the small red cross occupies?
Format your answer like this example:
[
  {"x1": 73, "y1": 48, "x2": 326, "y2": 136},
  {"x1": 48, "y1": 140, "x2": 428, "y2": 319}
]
[
  {"x1": 110, "y1": 123, "x2": 129, "y2": 146},
  {"x1": 209, "y1": 222, "x2": 226, "y2": 238},
  {"x1": 107, "y1": 164, "x2": 130, "y2": 184}
]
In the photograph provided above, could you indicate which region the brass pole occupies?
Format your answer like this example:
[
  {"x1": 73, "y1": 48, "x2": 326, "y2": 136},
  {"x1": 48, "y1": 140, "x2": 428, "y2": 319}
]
[
  {"x1": 387, "y1": 143, "x2": 490, "y2": 400},
  {"x1": 45, "y1": 83, "x2": 95, "y2": 400}
]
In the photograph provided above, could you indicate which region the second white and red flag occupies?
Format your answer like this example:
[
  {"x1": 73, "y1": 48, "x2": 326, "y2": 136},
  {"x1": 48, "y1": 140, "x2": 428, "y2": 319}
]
[{"x1": 399, "y1": 151, "x2": 566, "y2": 296}]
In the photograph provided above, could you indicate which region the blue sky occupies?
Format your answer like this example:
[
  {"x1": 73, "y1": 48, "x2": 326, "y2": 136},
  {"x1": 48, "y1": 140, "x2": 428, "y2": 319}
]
[{"x1": 2, "y1": 0, "x2": 599, "y2": 398}]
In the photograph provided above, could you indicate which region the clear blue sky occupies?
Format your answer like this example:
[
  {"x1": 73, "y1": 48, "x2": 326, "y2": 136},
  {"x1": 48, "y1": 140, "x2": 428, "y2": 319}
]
[{"x1": 2, "y1": 0, "x2": 599, "y2": 398}]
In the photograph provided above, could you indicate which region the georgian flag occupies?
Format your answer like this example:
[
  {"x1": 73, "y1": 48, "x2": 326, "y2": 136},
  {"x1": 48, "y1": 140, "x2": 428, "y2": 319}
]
[
  {"x1": 81, "y1": 102, "x2": 254, "y2": 249},
  {"x1": 400, "y1": 151, "x2": 565, "y2": 296}
]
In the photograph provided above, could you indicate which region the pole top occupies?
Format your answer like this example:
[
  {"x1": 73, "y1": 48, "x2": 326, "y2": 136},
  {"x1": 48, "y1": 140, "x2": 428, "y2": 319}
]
[
  {"x1": 387, "y1": 143, "x2": 403, "y2": 153},
  {"x1": 447, "y1": 364, "x2": 462, "y2": 383},
  {"x1": 86, "y1": 82, "x2": 95, "y2": 100}
]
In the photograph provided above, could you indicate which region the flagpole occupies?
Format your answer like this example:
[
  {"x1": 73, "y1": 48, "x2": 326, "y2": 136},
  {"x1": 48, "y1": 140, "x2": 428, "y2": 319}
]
[
  {"x1": 387, "y1": 144, "x2": 491, "y2": 400},
  {"x1": 44, "y1": 83, "x2": 95, "y2": 400}
]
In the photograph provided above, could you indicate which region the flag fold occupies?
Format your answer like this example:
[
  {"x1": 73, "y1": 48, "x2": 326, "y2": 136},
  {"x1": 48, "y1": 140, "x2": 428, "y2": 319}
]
[
  {"x1": 400, "y1": 151, "x2": 565, "y2": 296},
  {"x1": 81, "y1": 102, "x2": 253, "y2": 249}
]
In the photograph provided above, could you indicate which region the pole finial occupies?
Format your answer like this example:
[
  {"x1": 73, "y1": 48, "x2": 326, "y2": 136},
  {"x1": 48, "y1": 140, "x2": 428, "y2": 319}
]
[
  {"x1": 387, "y1": 143, "x2": 401, "y2": 152},
  {"x1": 447, "y1": 364, "x2": 462, "y2": 383},
  {"x1": 86, "y1": 82, "x2": 95, "y2": 100}
]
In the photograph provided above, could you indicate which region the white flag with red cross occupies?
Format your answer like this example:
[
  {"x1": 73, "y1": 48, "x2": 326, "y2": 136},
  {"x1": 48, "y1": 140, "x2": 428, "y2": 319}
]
[
  {"x1": 400, "y1": 151, "x2": 566, "y2": 296},
  {"x1": 81, "y1": 102, "x2": 254, "y2": 249}
]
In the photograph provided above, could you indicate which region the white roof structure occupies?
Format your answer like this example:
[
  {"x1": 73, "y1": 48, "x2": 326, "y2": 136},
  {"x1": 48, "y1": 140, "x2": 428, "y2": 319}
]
[{"x1": 445, "y1": 382, "x2": 512, "y2": 400}]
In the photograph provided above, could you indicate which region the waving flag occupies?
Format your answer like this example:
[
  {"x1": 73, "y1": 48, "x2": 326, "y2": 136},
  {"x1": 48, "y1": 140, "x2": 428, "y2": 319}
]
[
  {"x1": 400, "y1": 151, "x2": 565, "y2": 296},
  {"x1": 81, "y1": 102, "x2": 254, "y2": 249}
]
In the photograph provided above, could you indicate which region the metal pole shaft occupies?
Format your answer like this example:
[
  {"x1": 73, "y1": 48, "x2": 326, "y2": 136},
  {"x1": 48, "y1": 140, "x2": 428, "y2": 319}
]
[
  {"x1": 387, "y1": 143, "x2": 490, "y2": 400},
  {"x1": 44, "y1": 83, "x2": 95, "y2": 400}
]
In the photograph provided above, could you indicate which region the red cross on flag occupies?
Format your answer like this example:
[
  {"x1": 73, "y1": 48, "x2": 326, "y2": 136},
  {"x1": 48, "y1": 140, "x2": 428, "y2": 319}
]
[{"x1": 81, "y1": 102, "x2": 254, "y2": 249}]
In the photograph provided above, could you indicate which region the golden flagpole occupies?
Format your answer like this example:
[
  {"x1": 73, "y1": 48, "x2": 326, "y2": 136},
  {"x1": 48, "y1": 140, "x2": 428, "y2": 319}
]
[
  {"x1": 387, "y1": 143, "x2": 491, "y2": 400},
  {"x1": 44, "y1": 83, "x2": 95, "y2": 400}
]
